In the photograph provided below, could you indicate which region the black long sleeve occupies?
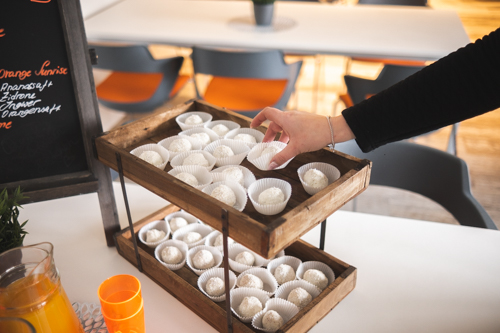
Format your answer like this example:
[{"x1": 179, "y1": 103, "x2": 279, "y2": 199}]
[{"x1": 342, "y1": 27, "x2": 500, "y2": 153}]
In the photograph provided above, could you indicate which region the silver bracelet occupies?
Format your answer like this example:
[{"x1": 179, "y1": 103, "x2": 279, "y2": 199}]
[{"x1": 326, "y1": 116, "x2": 335, "y2": 152}]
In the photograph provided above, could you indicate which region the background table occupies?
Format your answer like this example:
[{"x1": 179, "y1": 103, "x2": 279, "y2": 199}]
[{"x1": 21, "y1": 182, "x2": 500, "y2": 333}]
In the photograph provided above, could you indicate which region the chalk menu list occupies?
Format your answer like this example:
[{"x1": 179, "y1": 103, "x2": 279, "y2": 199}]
[{"x1": 0, "y1": 0, "x2": 88, "y2": 184}]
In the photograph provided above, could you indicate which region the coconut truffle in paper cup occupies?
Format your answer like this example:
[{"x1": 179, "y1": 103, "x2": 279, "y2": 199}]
[
  {"x1": 231, "y1": 288, "x2": 270, "y2": 323},
  {"x1": 204, "y1": 139, "x2": 250, "y2": 167},
  {"x1": 158, "y1": 135, "x2": 202, "y2": 160},
  {"x1": 198, "y1": 267, "x2": 237, "y2": 302},
  {"x1": 164, "y1": 211, "x2": 198, "y2": 233},
  {"x1": 275, "y1": 280, "x2": 321, "y2": 309},
  {"x1": 179, "y1": 127, "x2": 219, "y2": 148},
  {"x1": 237, "y1": 267, "x2": 278, "y2": 296},
  {"x1": 247, "y1": 141, "x2": 293, "y2": 171},
  {"x1": 296, "y1": 261, "x2": 336, "y2": 291},
  {"x1": 298, "y1": 162, "x2": 341, "y2": 195},
  {"x1": 205, "y1": 230, "x2": 235, "y2": 252},
  {"x1": 225, "y1": 128, "x2": 265, "y2": 149},
  {"x1": 170, "y1": 150, "x2": 216, "y2": 171},
  {"x1": 228, "y1": 244, "x2": 267, "y2": 273},
  {"x1": 187, "y1": 245, "x2": 223, "y2": 275},
  {"x1": 138, "y1": 219, "x2": 170, "y2": 248},
  {"x1": 168, "y1": 165, "x2": 213, "y2": 190},
  {"x1": 211, "y1": 165, "x2": 256, "y2": 190},
  {"x1": 248, "y1": 178, "x2": 292, "y2": 216},
  {"x1": 176, "y1": 111, "x2": 212, "y2": 130},
  {"x1": 202, "y1": 180, "x2": 248, "y2": 212},
  {"x1": 252, "y1": 298, "x2": 299, "y2": 332},
  {"x1": 267, "y1": 256, "x2": 302, "y2": 285},
  {"x1": 154, "y1": 239, "x2": 188, "y2": 271},
  {"x1": 130, "y1": 143, "x2": 170, "y2": 170},
  {"x1": 205, "y1": 120, "x2": 241, "y2": 138},
  {"x1": 172, "y1": 223, "x2": 213, "y2": 249}
]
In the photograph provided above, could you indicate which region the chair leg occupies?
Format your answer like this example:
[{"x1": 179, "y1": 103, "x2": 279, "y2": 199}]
[{"x1": 446, "y1": 123, "x2": 459, "y2": 155}]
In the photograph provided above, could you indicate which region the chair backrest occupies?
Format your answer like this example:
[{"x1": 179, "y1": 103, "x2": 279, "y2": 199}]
[
  {"x1": 358, "y1": 0, "x2": 427, "y2": 6},
  {"x1": 336, "y1": 140, "x2": 497, "y2": 229},
  {"x1": 191, "y1": 47, "x2": 303, "y2": 117},
  {"x1": 90, "y1": 44, "x2": 185, "y2": 113}
]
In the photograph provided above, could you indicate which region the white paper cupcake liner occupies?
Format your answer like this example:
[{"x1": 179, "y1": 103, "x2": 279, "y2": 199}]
[
  {"x1": 172, "y1": 223, "x2": 213, "y2": 249},
  {"x1": 296, "y1": 261, "x2": 336, "y2": 291},
  {"x1": 198, "y1": 267, "x2": 237, "y2": 302},
  {"x1": 297, "y1": 162, "x2": 341, "y2": 196},
  {"x1": 252, "y1": 298, "x2": 300, "y2": 332},
  {"x1": 224, "y1": 128, "x2": 265, "y2": 149},
  {"x1": 204, "y1": 139, "x2": 250, "y2": 167},
  {"x1": 248, "y1": 178, "x2": 292, "y2": 216},
  {"x1": 205, "y1": 230, "x2": 235, "y2": 252},
  {"x1": 236, "y1": 267, "x2": 278, "y2": 296},
  {"x1": 130, "y1": 143, "x2": 170, "y2": 170},
  {"x1": 230, "y1": 287, "x2": 270, "y2": 323},
  {"x1": 228, "y1": 244, "x2": 264, "y2": 273},
  {"x1": 138, "y1": 219, "x2": 170, "y2": 248},
  {"x1": 178, "y1": 127, "x2": 219, "y2": 149},
  {"x1": 154, "y1": 239, "x2": 188, "y2": 271},
  {"x1": 267, "y1": 256, "x2": 302, "y2": 285},
  {"x1": 170, "y1": 150, "x2": 216, "y2": 171},
  {"x1": 168, "y1": 165, "x2": 213, "y2": 190},
  {"x1": 164, "y1": 211, "x2": 198, "y2": 234},
  {"x1": 176, "y1": 111, "x2": 213, "y2": 131},
  {"x1": 202, "y1": 180, "x2": 248, "y2": 212},
  {"x1": 247, "y1": 141, "x2": 293, "y2": 171},
  {"x1": 157, "y1": 135, "x2": 202, "y2": 160},
  {"x1": 204, "y1": 120, "x2": 241, "y2": 138},
  {"x1": 186, "y1": 245, "x2": 223, "y2": 276},
  {"x1": 211, "y1": 165, "x2": 256, "y2": 190},
  {"x1": 274, "y1": 280, "x2": 321, "y2": 308}
]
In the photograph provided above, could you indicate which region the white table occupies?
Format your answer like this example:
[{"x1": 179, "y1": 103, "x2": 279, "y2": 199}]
[
  {"x1": 83, "y1": 0, "x2": 470, "y2": 60},
  {"x1": 80, "y1": 0, "x2": 123, "y2": 19},
  {"x1": 22, "y1": 182, "x2": 500, "y2": 333}
]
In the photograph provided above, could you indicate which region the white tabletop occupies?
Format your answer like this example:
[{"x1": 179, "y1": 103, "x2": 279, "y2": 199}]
[
  {"x1": 21, "y1": 182, "x2": 500, "y2": 332},
  {"x1": 83, "y1": 0, "x2": 470, "y2": 60},
  {"x1": 79, "y1": 0, "x2": 123, "y2": 19}
]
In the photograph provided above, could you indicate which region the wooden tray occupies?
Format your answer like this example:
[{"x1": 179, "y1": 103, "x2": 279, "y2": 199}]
[
  {"x1": 115, "y1": 204, "x2": 357, "y2": 333},
  {"x1": 95, "y1": 100, "x2": 371, "y2": 258}
]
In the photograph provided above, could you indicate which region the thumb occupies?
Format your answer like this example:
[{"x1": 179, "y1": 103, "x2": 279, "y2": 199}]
[{"x1": 268, "y1": 146, "x2": 297, "y2": 170}]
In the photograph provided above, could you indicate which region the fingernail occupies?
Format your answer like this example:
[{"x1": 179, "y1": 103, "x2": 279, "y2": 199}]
[{"x1": 268, "y1": 162, "x2": 279, "y2": 170}]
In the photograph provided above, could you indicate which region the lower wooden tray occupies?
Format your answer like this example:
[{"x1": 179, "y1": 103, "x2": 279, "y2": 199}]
[{"x1": 115, "y1": 204, "x2": 357, "y2": 333}]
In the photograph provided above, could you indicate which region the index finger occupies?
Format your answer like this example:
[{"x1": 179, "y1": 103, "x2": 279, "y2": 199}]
[{"x1": 250, "y1": 107, "x2": 281, "y2": 129}]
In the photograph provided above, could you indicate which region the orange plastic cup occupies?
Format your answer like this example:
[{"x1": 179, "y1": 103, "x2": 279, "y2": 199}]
[
  {"x1": 101, "y1": 299, "x2": 145, "y2": 333},
  {"x1": 98, "y1": 274, "x2": 143, "y2": 320}
]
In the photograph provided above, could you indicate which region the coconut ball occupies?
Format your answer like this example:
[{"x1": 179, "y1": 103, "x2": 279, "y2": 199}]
[
  {"x1": 145, "y1": 229, "x2": 166, "y2": 243},
  {"x1": 287, "y1": 287, "x2": 312, "y2": 309},
  {"x1": 238, "y1": 296, "x2": 263, "y2": 318},
  {"x1": 261, "y1": 146, "x2": 281, "y2": 157},
  {"x1": 205, "y1": 277, "x2": 225, "y2": 297},
  {"x1": 235, "y1": 251, "x2": 255, "y2": 266},
  {"x1": 192, "y1": 249, "x2": 215, "y2": 270},
  {"x1": 190, "y1": 132, "x2": 211, "y2": 146},
  {"x1": 161, "y1": 246, "x2": 183, "y2": 265},
  {"x1": 213, "y1": 234, "x2": 234, "y2": 247},
  {"x1": 175, "y1": 172, "x2": 199, "y2": 186},
  {"x1": 183, "y1": 153, "x2": 209, "y2": 167},
  {"x1": 274, "y1": 264, "x2": 296, "y2": 284},
  {"x1": 234, "y1": 133, "x2": 257, "y2": 144},
  {"x1": 239, "y1": 273, "x2": 263, "y2": 290},
  {"x1": 139, "y1": 151, "x2": 163, "y2": 167},
  {"x1": 258, "y1": 187, "x2": 285, "y2": 206},
  {"x1": 303, "y1": 269, "x2": 329, "y2": 290},
  {"x1": 262, "y1": 310, "x2": 284, "y2": 331},
  {"x1": 210, "y1": 185, "x2": 236, "y2": 207},
  {"x1": 213, "y1": 145, "x2": 235, "y2": 158},
  {"x1": 304, "y1": 168, "x2": 329, "y2": 190},
  {"x1": 183, "y1": 231, "x2": 202, "y2": 245},
  {"x1": 169, "y1": 138, "x2": 192, "y2": 153},
  {"x1": 212, "y1": 124, "x2": 230, "y2": 137},
  {"x1": 222, "y1": 167, "x2": 244, "y2": 186},
  {"x1": 169, "y1": 217, "x2": 188, "y2": 232},
  {"x1": 185, "y1": 114, "x2": 203, "y2": 125}
]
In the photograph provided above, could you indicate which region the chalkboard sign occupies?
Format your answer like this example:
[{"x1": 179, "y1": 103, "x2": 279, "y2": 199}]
[{"x1": 0, "y1": 0, "x2": 120, "y2": 246}]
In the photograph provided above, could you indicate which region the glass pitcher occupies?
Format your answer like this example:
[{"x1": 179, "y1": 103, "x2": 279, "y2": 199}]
[{"x1": 0, "y1": 242, "x2": 84, "y2": 333}]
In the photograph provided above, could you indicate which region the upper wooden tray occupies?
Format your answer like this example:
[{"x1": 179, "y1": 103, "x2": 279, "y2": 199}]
[{"x1": 94, "y1": 100, "x2": 371, "y2": 258}]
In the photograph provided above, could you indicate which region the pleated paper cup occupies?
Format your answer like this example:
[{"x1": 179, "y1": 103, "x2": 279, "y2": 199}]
[
  {"x1": 186, "y1": 245, "x2": 223, "y2": 276},
  {"x1": 228, "y1": 244, "x2": 264, "y2": 273},
  {"x1": 211, "y1": 165, "x2": 256, "y2": 190},
  {"x1": 225, "y1": 128, "x2": 265, "y2": 149},
  {"x1": 267, "y1": 256, "x2": 302, "y2": 285},
  {"x1": 274, "y1": 280, "x2": 321, "y2": 309},
  {"x1": 168, "y1": 165, "x2": 213, "y2": 190},
  {"x1": 205, "y1": 230, "x2": 235, "y2": 252},
  {"x1": 130, "y1": 143, "x2": 170, "y2": 170},
  {"x1": 204, "y1": 139, "x2": 250, "y2": 167},
  {"x1": 202, "y1": 180, "x2": 248, "y2": 212},
  {"x1": 170, "y1": 150, "x2": 216, "y2": 171},
  {"x1": 172, "y1": 223, "x2": 213, "y2": 249},
  {"x1": 138, "y1": 219, "x2": 170, "y2": 248},
  {"x1": 237, "y1": 267, "x2": 278, "y2": 296},
  {"x1": 247, "y1": 141, "x2": 293, "y2": 171},
  {"x1": 179, "y1": 127, "x2": 219, "y2": 149},
  {"x1": 297, "y1": 162, "x2": 341, "y2": 195},
  {"x1": 248, "y1": 178, "x2": 292, "y2": 216},
  {"x1": 157, "y1": 135, "x2": 202, "y2": 160},
  {"x1": 176, "y1": 111, "x2": 212, "y2": 130},
  {"x1": 230, "y1": 288, "x2": 270, "y2": 323},
  {"x1": 164, "y1": 211, "x2": 198, "y2": 234},
  {"x1": 252, "y1": 298, "x2": 299, "y2": 332},
  {"x1": 154, "y1": 240, "x2": 188, "y2": 271},
  {"x1": 204, "y1": 120, "x2": 241, "y2": 138},
  {"x1": 296, "y1": 261, "x2": 336, "y2": 291},
  {"x1": 198, "y1": 267, "x2": 237, "y2": 302}
]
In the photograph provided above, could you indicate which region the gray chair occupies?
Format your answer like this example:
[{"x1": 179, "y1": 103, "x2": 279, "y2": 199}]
[
  {"x1": 336, "y1": 140, "x2": 497, "y2": 229},
  {"x1": 191, "y1": 47, "x2": 303, "y2": 118}
]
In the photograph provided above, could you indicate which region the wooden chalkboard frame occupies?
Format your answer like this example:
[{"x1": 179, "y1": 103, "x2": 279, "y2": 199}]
[{"x1": 0, "y1": 0, "x2": 120, "y2": 246}]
